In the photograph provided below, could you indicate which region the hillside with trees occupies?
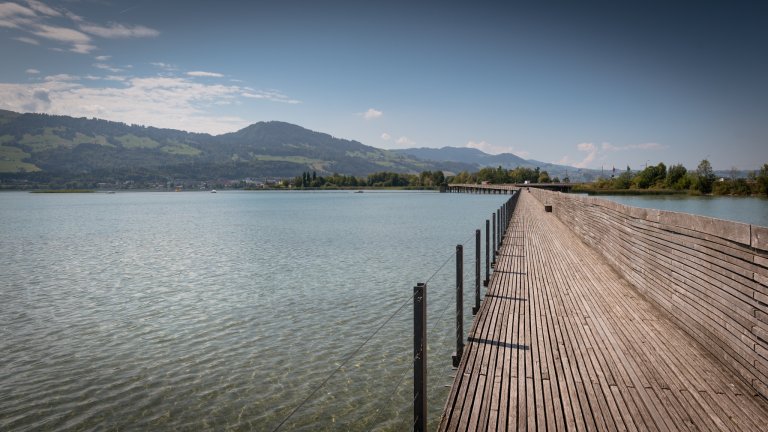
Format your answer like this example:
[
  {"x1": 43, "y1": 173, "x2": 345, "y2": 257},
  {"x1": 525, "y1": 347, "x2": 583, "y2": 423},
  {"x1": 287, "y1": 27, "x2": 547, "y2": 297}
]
[{"x1": 0, "y1": 110, "x2": 474, "y2": 187}]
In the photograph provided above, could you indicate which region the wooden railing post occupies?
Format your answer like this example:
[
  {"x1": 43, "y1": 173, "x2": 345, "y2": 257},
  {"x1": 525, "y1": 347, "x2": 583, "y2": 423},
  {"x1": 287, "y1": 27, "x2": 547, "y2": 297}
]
[
  {"x1": 500, "y1": 206, "x2": 504, "y2": 239},
  {"x1": 413, "y1": 282, "x2": 426, "y2": 432},
  {"x1": 484, "y1": 219, "x2": 490, "y2": 286},
  {"x1": 473, "y1": 229, "x2": 481, "y2": 315},
  {"x1": 497, "y1": 209, "x2": 502, "y2": 249},
  {"x1": 452, "y1": 245, "x2": 464, "y2": 367},
  {"x1": 492, "y1": 213, "x2": 497, "y2": 267}
]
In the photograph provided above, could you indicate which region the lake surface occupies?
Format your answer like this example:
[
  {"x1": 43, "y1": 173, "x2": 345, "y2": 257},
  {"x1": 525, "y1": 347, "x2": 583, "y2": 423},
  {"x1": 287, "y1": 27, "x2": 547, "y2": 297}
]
[
  {"x1": 0, "y1": 191, "x2": 508, "y2": 431},
  {"x1": 596, "y1": 194, "x2": 768, "y2": 227}
]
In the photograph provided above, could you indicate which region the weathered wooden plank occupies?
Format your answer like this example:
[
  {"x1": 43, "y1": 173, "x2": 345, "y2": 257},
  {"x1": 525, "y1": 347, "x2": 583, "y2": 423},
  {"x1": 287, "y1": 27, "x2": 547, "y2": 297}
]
[{"x1": 439, "y1": 190, "x2": 768, "y2": 432}]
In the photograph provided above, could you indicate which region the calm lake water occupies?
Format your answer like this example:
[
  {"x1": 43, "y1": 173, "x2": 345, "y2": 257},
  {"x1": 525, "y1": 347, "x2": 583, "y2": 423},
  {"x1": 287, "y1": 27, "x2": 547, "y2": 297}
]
[
  {"x1": 4, "y1": 191, "x2": 765, "y2": 431},
  {"x1": 0, "y1": 191, "x2": 508, "y2": 431},
  {"x1": 597, "y1": 194, "x2": 768, "y2": 227}
]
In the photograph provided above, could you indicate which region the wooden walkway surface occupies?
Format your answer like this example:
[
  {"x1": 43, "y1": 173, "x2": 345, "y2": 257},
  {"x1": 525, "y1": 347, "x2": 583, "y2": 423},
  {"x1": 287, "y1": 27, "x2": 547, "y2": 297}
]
[{"x1": 438, "y1": 192, "x2": 768, "y2": 431}]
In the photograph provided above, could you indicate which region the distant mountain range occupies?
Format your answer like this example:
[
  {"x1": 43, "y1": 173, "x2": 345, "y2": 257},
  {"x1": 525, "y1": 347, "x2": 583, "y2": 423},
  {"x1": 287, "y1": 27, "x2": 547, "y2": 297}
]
[
  {"x1": 0, "y1": 109, "x2": 599, "y2": 182},
  {"x1": 393, "y1": 147, "x2": 601, "y2": 181}
]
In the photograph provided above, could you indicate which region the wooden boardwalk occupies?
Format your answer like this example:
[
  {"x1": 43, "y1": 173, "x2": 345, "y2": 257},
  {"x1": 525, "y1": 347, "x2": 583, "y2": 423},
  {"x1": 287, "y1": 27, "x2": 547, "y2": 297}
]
[{"x1": 438, "y1": 191, "x2": 768, "y2": 431}]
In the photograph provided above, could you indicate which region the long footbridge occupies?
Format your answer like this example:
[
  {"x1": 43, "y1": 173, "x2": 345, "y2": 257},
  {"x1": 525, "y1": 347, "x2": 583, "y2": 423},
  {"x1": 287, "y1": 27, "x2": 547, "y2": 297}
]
[{"x1": 434, "y1": 184, "x2": 768, "y2": 431}]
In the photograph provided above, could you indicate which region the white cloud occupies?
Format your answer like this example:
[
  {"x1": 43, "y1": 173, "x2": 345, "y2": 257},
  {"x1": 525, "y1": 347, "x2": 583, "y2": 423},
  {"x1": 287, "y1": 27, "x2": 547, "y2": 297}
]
[
  {"x1": 14, "y1": 36, "x2": 38, "y2": 45},
  {"x1": 43, "y1": 73, "x2": 79, "y2": 82},
  {"x1": 150, "y1": 62, "x2": 177, "y2": 71},
  {"x1": 0, "y1": 74, "x2": 301, "y2": 134},
  {"x1": 561, "y1": 141, "x2": 667, "y2": 169},
  {"x1": 396, "y1": 136, "x2": 415, "y2": 147},
  {"x1": 25, "y1": 68, "x2": 40, "y2": 74},
  {"x1": 79, "y1": 22, "x2": 159, "y2": 38},
  {"x1": 241, "y1": 89, "x2": 300, "y2": 104},
  {"x1": 0, "y1": 2, "x2": 36, "y2": 28},
  {"x1": 25, "y1": 0, "x2": 60, "y2": 17},
  {"x1": 70, "y1": 43, "x2": 97, "y2": 54},
  {"x1": 32, "y1": 23, "x2": 90, "y2": 43},
  {"x1": 380, "y1": 132, "x2": 391, "y2": 141},
  {"x1": 94, "y1": 55, "x2": 111, "y2": 61},
  {"x1": 94, "y1": 63, "x2": 123, "y2": 73},
  {"x1": 361, "y1": 108, "x2": 383, "y2": 119},
  {"x1": 465, "y1": 140, "x2": 528, "y2": 157},
  {"x1": 571, "y1": 142, "x2": 598, "y2": 168},
  {"x1": 187, "y1": 71, "x2": 224, "y2": 78},
  {"x1": 602, "y1": 142, "x2": 666, "y2": 151},
  {"x1": 3, "y1": 2, "x2": 157, "y2": 53}
]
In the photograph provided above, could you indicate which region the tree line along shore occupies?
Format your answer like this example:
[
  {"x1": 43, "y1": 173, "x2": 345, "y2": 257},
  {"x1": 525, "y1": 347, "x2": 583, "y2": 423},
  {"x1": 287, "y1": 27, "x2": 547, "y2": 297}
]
[
  {"x1": 5, "y1": 159, "x2": 767, "y2": 197},
  {"x1": 288, "y1": 159, "x2": 768, "y2": 197}
]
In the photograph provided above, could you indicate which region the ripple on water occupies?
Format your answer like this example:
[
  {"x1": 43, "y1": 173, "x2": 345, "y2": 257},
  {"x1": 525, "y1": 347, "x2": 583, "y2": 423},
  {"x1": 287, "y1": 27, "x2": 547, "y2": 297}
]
[{"x1": 0, "y1": 191, "x2": 506, "y2": 430}]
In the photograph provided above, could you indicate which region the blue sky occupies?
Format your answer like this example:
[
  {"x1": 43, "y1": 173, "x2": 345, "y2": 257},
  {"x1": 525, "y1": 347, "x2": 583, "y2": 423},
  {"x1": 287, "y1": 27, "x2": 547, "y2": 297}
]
[{"x1": 1, "y1": 0, "x2": 766, "y2": 170}]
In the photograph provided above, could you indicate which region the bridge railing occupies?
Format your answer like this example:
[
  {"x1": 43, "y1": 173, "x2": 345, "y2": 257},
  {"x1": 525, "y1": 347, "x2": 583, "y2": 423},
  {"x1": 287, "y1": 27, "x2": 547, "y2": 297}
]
[
  {"x1": 270, "y1": 191, "x2": 519, "y2": 431},
  {"x1": 526, "y1": 187, "x2": 768, "y2": 399},
  {"x1": 412, "y1": 190, "x2": 519, "y2": 430}
]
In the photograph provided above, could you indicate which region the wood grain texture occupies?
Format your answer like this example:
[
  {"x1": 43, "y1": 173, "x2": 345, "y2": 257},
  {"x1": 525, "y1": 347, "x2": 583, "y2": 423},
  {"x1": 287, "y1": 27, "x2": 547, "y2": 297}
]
[{"x1": 438, "y1": 189, "x2": 768, "y2": 431}]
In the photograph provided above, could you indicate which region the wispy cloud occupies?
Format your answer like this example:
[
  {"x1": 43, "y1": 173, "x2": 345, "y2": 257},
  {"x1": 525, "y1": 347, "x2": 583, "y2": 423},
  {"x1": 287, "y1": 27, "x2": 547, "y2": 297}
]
[
  {"x1": 150, "y1": 62, "x2": 177, "y2": 71},
  {"x1": 573, "y1": 142, "x2": 598, "y2": 168},
  {"x1": 187, "y1": 71, "x2": 224, "y2": 78},
  {"x1": 13, "y1": 35, "x2": 39, "y2": 45},
  {"x1": 94, "y1": 55, "x2": 111, "y2": 61},
  {"x1": 25, "y1": 0, "x2": 60, "y2": 17},
  {"x1": 43, "y1": 73, "x2": 79, "y2": 82},
  {"x1": 0, "y1": 2, "x2": 36, "y2": 29},
  {"x1": 465, "y1": 140, "x2": 528, "y2": 157},
  {"x1": 562, "y1": 141, "x2": 665, "y2": 169},
  {"x1": 360, "y1": 108, "x2": 383, "y2": 119},
  {"x1": 3, "y1": 1, "x2": 159, "y2": 54},
  {"x1": 0, "y1": 74, "x2": 299, "y2": 134},
  {"x1": 93, "y1": 63, "x2": 123, "y2": 73},
  {"x1": 79, "y1": 22, "x2": 159, "y2": 38},
  {"x1": 241, "y1": 89, "x2": 300, "y2": 104},
  {"x1": 380, "y1": 132, "x2": 391, "y2": 141},
  {"x1": 601, "y1": 142, "x2": 666, "y2": 151},
  {"x1": 32, "y1": 23, "x2": 89, "y2": 43},
  {"x1": 25, "y1": 68, "x2": 40, "y2": 74},
  {"x1": 395, "y1": 136, "x2": 415, "y2": 147}
]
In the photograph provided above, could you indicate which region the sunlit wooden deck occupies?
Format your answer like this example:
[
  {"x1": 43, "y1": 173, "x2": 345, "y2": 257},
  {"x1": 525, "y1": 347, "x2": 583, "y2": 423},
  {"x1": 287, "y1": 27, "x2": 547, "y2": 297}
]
[{"x1": 438, "y1": 191, "x2": 768, "y2": 431}]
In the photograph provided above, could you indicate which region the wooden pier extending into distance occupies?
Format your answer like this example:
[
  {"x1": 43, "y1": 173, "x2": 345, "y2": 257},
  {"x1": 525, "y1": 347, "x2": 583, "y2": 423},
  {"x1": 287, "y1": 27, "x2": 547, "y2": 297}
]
[{"x1": 438, "y1": 184, "x2": 768, "y2": 431}]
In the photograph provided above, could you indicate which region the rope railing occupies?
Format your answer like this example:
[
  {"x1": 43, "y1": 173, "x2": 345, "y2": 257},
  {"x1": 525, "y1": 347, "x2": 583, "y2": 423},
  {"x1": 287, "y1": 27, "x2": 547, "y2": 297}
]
[{"x1": 269, "y1": 189, "x2": 519, "y2": 432}]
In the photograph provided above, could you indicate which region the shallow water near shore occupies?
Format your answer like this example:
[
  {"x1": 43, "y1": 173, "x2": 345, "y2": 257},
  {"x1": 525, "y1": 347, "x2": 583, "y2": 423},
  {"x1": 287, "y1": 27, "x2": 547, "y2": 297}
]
[{"x1": 0, "y1": 190, "x2": 508, "y2": 431}]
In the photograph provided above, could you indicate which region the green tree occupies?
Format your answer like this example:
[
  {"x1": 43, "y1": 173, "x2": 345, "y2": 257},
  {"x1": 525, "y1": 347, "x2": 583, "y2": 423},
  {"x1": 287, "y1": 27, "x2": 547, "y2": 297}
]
[
  {"x1": 665, "y1": 164, "x2": 687, "y2": 189},
  {"x1": 538, "y1": 171, "x2": 551, "y2": 183},
  {"x1": 695, "y1": 159, "x2": 716, "y2": 194},
  {"x1": 612, "y1": 166, "x2": 632, "y2": 189},
  {"x1": 451, "y1": 171, "x2": 472, "y2": 184},
  {"x1": 431, "y1": 170, "x2": 445, "y2": 186},
  {"x1": 757, "y1": 164, "x2": 768, "y2": 195},
  {"x1": 632, "y1": 162, "x2": 666, "y2": 189}
]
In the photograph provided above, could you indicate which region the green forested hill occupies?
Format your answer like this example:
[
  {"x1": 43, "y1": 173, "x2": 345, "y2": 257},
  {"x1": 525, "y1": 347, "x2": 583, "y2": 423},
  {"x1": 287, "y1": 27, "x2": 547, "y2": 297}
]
[{"x1": 0, "y1": 110, "x2": 473, "y2": 181}]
